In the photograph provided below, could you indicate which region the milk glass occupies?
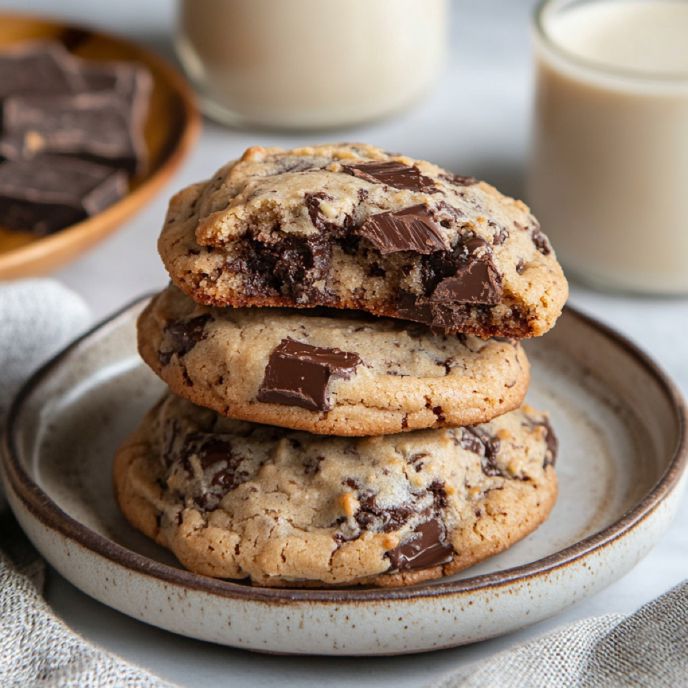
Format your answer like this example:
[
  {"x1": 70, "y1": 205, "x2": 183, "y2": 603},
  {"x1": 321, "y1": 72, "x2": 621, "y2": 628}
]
[
  {"x1": 528, "y1": 0, "x2": 688, "y2": 294},
  {"x1": 176, "y1": 0, "x2": 448, "y2": 130}
]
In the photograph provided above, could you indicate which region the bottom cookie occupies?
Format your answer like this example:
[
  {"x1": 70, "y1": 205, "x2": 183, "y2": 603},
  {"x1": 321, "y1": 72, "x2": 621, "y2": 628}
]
[{"x1": 113, "y1": 394, "x2": 558, "y2": 588}]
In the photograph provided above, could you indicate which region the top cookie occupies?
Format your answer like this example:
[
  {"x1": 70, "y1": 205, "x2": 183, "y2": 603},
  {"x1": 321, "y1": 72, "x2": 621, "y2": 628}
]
[{"x1": 159, "y1": 143, "x2": 567, "y2": 338}]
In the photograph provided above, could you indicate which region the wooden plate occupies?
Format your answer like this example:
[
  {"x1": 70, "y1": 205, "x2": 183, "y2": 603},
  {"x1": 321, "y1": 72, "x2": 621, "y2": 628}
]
[
  {"x1": 0, "y1": 13, "x2": 200, "y2": 278},
  {"x1": 2, "y1": 299, "x2": 686, "y2": 655}
]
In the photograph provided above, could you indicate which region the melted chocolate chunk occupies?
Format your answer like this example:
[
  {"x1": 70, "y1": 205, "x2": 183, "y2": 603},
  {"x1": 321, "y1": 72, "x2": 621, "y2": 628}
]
[
  {"x1": 439, "y1": 173, "x2": 478, "y2": 187},
  {"x1": 524, "y1": 415, "x2": 558, "y2": 467},
  {"x1": 421, "y1": 235, "x2": 503, "y2": 305},
  {"x1": 304, "y1": 191, "x2": 334, "y2": 232},
  {"x1": 257, "y1": 338, "x2": 361, "y2": 411},
  {"x1": 531, "y1": 227, "x2": 552, "y2": 256},
  {"x1": 354, "y1": 491, "x2": 415, "y2": 532},
  {"x1": 491, "y1": 223, "x2": 509, "y2": 245},
  {"x1": 386, "y1": 519, "x2": 453, "y2": 571},
  {"x1": 159, "y1": 314, "x2": 212, "y2": 364},
  {"x1": 357, "y1": 205, "x2": 448, "y2": 255},
  {"x1": 240, "y1": 234, "x2": 331, "y2": 298},
  {"x1": 166, "y1": 430, "x2": 249, "y2": 511},
  {"x1": 428, "y1": 480, "x2": 448, "y2": 509},
  {"x1": 458, "y1": 427, "x2": 504, "y2": 477},
  {"x1": 344, "y1": 161, "x2": 437, "y2": 192},
  {"x1": 430, "y1": 259, "x2": 502, "y2": 305}
]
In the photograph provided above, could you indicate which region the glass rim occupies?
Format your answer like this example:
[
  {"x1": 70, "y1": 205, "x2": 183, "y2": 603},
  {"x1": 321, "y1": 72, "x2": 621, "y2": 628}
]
[{"x1": 533, "y1": 0, "x2": 688, "y2": 84}]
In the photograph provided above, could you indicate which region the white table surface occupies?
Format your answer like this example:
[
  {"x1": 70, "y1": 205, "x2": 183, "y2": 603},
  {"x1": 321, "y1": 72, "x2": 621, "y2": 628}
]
[{"x1": 3, "y1": 0, "x2": 687, "y2": 685}]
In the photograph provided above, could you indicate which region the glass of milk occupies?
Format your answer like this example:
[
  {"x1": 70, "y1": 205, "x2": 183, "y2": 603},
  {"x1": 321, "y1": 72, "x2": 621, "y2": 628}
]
[
  {"x1": 528, "y1": 0, "x2": 688, "y2": 294},
  {"x1": 175, "y1": 0, "x2": 447, "y2": 130}
]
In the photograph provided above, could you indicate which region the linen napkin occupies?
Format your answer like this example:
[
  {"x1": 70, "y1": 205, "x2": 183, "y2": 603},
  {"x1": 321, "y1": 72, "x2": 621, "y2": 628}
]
[
  {"x1": 0, "y1": 279, "x2": 174, "y2": 688},
  {"x1": 431, "y1": 580, "x2": 688, "y2": 687}
]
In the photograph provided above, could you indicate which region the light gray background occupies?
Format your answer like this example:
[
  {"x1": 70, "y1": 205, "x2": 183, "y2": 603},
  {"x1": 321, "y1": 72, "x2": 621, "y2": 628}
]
[{"x1": 2, "y1": 1, "x2": 686, "y2": 685}]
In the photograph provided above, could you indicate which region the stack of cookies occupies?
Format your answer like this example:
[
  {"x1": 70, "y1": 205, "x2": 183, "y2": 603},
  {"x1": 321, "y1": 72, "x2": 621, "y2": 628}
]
[{"x1": 114, "y1": 144, "x2": 568, "y2": 587}]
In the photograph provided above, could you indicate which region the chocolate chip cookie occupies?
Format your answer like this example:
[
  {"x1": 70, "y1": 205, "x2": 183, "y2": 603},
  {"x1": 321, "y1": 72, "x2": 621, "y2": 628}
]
[
  {"x1": 158, "y1": 143, "x2": 567, "y2": 338},
  {"x1": 138, "y1": 285, "x2": 530, "y2": 436},
  {"x1": 113, "y1": 393, "x2": 558, "y2": 587}
]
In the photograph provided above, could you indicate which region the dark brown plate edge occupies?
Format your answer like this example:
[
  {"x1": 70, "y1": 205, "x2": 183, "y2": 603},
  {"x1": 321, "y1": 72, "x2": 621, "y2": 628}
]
[{"x1": 2, "y1": 297, "x2": 687, "y2": 605}]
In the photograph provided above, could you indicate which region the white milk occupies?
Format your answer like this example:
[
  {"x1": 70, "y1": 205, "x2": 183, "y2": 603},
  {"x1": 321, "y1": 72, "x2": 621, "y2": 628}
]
[
  {"x1": 176, "y1": 0, "x2": 447, "y2": 129},
  {"x1": 528, "y1": 0, "x2": 688, "y2": 293}
]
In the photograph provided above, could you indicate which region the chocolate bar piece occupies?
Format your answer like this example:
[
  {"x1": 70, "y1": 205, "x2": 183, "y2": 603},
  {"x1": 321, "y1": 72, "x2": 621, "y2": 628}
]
[
  {"x1": 0, "y1": 156, "x2": 127, "y2": 235},
  {"x1": 0, "y1": 90, "x2": 148, "y2": 174},
  {"x1": 0, "y1": 41, "x2": 84, "y2": 99},
  {"x1": 257, "y1": 338, "x2": 361, "y2": 411}
]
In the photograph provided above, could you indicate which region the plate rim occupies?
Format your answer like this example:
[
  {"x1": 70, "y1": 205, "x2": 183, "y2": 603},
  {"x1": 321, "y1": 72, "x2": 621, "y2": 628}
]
[
  {"x1": 0, "y1": 12, "x2": 201, "y2": 278},
  {"x1": 3, "y1": 297, "x2": 687, "y2": 604}
]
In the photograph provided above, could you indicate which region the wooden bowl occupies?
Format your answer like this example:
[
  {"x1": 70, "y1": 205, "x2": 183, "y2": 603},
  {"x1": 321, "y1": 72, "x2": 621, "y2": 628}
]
[{"x1": 0, "y1": 13, "x2": 201, "y2": 279}]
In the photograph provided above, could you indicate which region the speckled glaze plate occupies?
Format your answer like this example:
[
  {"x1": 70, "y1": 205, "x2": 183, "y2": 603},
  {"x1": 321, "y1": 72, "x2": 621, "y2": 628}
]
[{"x1": 2, "y1": 297, "x2": 686, "y2": 655}]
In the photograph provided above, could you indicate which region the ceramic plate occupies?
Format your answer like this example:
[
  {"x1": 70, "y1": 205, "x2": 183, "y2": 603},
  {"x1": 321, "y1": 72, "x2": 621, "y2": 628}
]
[
  {"x1": 0, "y1": 14, "x2": 200, "y2": 278},
  {"x1": 2, "y1": 298, "x2": 686, "y2": 655}
]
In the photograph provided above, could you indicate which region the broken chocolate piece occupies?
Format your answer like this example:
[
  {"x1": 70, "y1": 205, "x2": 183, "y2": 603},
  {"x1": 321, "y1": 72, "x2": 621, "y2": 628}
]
[
  {"x1": 459, "y1": 427, "x2": 504, "y2": 477},
  {"x1": 354, "y1": 491, "x2": 415, "y2": 532},
  {"x1": 523, "y1": 415, "x2": 558, "y2": 467},
  {"x1": 386, "y1": 519, "x2": 453, "y2": 571},
  {"x1": 0, "y1": 156, "x2": 127, "y2": 235},
  {"x1": 257, "y1": 338, "x2": 361, "y2": 412},
  {"x1": 160, "y1": 314, "x2": 212, "y2": 363},
  {"x1": 358, "y1": 205, "x2": 448, "y2": 255},
  {"x1": 0, "y1": 42, "x2": 84, "y2": 99},
  {"x1": 430, "y1": 259, "x2": 502, "y2": 304},
  {"x1": 344, "y1": 161, "x2": 437, "y2": 192},
  {"x1": 531, "y1": 226, "x2": 552, "y2": 256},
  {"x1": 439, "y1": 173, "x2": 478, "y2": 187},
  {"x1": 0, "y1": 90, "x2": 148, "y2": 174}
]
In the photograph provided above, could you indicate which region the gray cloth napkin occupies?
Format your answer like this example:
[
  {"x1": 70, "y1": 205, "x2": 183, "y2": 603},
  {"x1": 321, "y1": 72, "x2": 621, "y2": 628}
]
[
  {"x1": 0, "y1": 279, "x2": 174, "y2": 688},
  {"x1": 431, "y1": 580, "x2": 688, "y2": 687},
  {"x1": 0, "y1": 280, "x2": 685, "y2": 687}
]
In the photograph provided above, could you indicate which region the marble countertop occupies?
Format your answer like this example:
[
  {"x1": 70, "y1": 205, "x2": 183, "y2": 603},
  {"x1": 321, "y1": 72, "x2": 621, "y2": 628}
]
[{"x1": 4, "y1": 0, "x2": 687, "y2": 685}]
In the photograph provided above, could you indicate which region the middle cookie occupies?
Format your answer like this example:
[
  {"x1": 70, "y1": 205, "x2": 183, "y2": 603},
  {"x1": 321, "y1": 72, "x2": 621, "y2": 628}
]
[{"x1": 138, "y1": 285, "x2": 530, "y2": 436}]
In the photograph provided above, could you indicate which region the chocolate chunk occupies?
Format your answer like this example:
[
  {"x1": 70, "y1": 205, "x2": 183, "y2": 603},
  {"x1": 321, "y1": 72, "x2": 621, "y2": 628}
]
[
  {"x1": 386, "y1": 519, "x2": 453, "y2": 571},
  {"x1": 177, "y1": 433, "x2": 249, "y2": 510},
  {"x1": 430, "y1": 259, "x2": 502, "y2": 305},
  {"x1": 542, "y1": 418, "x2": 558, "y2": 467},
  {"x1": 240, "y1": 234, "x2": 331, "y2": 298},
  {"x1": 491, "y1": 223, "x2": 509, "y2": 245},
  {"x1": 427, "y1": 480, "x2": 448, "y2": 509},
  {"x1": 531, "y1": 227, "x2": 552, "y2": 256},
  {"x1": 0, "y1": 42, "x2": 84, "y2": 99},
  {"x1": 344, "y1": 161, "x2": 437, "y2": 192},
  {"x1": 355, "y1": 492, "x2": 415, "y2": 532},
  {"x1": 0, "y1": 156, "x2": 127, "y2": 235},
  {"x1": 524, "y1": 415, "x2": 558, "y2": 467},
  {"x1": 358, "y1": 205, "x2": 448, "y2": 255},
  {"x1": 423, "y1": 235, "x2": 503, "y2": 305},
  {"x1": 160, "y1": 314, "x2": 211, "y2": 363},
  {"x1": 257, "y1": 338, "x2": 361, "y2": 412},
  {"x1": 458, "y1": 427, "x2": 503, "y2": 477},
  {"x1": 439, "y1": 173, "x2": 478, "y2": 187},
  {"x1": 395, "y1": 293, "x2": 437, "y2": 327},
  {"x1": 304, "y1": 191, "x2": 334, "y2": 232}
]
